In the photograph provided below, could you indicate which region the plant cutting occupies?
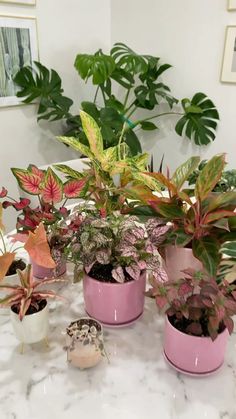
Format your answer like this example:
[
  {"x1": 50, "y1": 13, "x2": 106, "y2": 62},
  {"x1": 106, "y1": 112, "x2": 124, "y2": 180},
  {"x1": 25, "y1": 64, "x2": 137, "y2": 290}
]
[
  {"x1": 127, "y1": 154, "x2": 236, "y2": 280},
  {"x1": 0, "y1": 224, "x2": 63, "y2": 349},
  {"x1": 1, "y1": 166, "x2": 86, "y2": 277},
  {"x1": 65, "y1": 317, "x2": 106, "y2": 369},
  {"x1": 147, "y1": 268, "x2": 236, "y2": 375},
  {"x1": 14, "y1": 43, "x2": 219, "y2": 155},
  {"x1": 66, "y1": 212, "x2": 169, "y2": 326}
]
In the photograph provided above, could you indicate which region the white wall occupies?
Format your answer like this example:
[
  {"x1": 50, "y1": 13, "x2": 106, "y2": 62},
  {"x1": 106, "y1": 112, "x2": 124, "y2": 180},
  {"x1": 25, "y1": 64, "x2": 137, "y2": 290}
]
[
  {"x1": 111, "y1": 0, "x2": 236, "y2": 172},
  {"x1": 0, "y1": 0, "x2": 111, "y2": 230}
]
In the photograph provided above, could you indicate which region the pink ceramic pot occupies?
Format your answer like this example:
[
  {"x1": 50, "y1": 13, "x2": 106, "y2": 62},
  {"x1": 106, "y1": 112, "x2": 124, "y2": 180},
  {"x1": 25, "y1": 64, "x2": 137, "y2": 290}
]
[
  {"x1": 164, "y1": 316, "x2": 229, "y2": 374},
  {"x1": 164, "y1": 245, "x2": 203, "y2": 281},
  {"x1": 31, "y1": 259, "x2": 66, "y2": 279},
  {"x1": 83, "y1": 272, "x2": 146, "y2": 326}
]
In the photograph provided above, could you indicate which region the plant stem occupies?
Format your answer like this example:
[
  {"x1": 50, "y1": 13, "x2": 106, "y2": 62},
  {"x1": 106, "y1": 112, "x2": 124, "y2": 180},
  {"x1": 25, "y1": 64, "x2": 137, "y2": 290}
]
[
  {"x1": 118, "y1": 122, "x2": 127, "y2": 160},
  {"x1": 137, "y1": 111, "x2": 184, "y2": 124},
  {"x1": 123, "y1": 89, "x2": 131, "y2": 109},
  {"x1": 0, "y1": 229, "x2": 7, "y2": 253},
  {"x1": 93, "y1": 86, "x2": 99, "y2": 103}
]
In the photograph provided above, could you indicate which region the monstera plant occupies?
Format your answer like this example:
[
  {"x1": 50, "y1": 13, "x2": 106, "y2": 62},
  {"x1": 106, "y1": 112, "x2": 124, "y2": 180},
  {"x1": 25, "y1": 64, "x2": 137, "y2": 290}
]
[{"x1": 14, "y1": 43, "x2": 219, "y2": 156}]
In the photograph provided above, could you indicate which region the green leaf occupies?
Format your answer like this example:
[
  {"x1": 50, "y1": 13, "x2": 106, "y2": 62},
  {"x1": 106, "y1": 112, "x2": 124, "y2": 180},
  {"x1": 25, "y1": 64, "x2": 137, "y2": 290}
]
[
  {"x1": 220, "y1": 241, "x2": 236, "y2": 258},
  {"x1": 192, "y1": 237, "x2": 220, "y2": 276},
  {"x1": 195, "y1": 154, "x2": 226, "y2": 201},
  {"x1": 53, "y1": 164, "x2": 85, "y2": 179},
  {"x1": 205, "y1": 191, "x2": 236, "y2": 213},
  {"x1": 111, "y1": 42, "x2": 155, "y2": 74},
  {"x1": 149, "y1": 201, "x2": 185, "y2": 219},
  {"x1": 175, "y1": 92, "x2": 219, "y2": 146},
  {"x1": 140, "y1": 121, "x2": 158, "y2": 130},
  {"x1": 74, "y1": 50, "x2": 116, "y2": 84},
  {"x1": 124, "y1": 130, "x2": 142, "y2": 156},
  {"x1": 56, "y1": 136, "x2": 94, "y2": 159},
  {"x1": 80, "y1": 111, "x2": 103, "y2": 160},
  {"x1": 81, "y1": 101, "x2": 100, "y2": 120},
  {"x1": 171, "y1": 156, "x2": 200, "y2": 189}
]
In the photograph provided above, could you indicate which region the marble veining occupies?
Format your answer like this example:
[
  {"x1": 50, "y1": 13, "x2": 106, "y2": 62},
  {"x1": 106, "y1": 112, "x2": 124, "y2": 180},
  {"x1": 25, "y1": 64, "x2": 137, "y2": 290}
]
[{"x1": 1, "y1": 264, "x2": 236, "y2": 419}]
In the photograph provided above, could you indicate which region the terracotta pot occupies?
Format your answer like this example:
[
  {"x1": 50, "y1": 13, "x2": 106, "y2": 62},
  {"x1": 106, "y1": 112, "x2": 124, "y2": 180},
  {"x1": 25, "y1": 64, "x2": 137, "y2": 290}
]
[
  {"x1": 164, "y1": 245, "x2": 203, "y2": 281},
  {"x1": 10, "y1": 301, "x2": 49, "y2": 344},
  {"x1": 164, "y1": 316, "x2": 229, "y2": 375},
  {"x1": 83, "y1": 271, "x2": 146, "y2": 326},
  {"x1": 31, "y1": 258, "x2": 66, "y2": 279},
  {"x1": 66, "y1": 318, "x2": 103, "y2": 369}
]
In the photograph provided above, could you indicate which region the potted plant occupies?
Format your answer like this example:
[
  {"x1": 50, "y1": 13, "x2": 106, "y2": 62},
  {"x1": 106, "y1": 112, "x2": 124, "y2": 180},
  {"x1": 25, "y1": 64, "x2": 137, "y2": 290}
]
[
  {"x1": 66, "y1": 212, "x2": 169, "y2": 326},
  {"x1": 65, "y1": 317, "x2": 106, "y2": 369},
  {"x1": 14, "y1": 43, "x2": 219, "y2": 155},
  {"x1": 1, "y1": 166, "x2": 86, "y2": 278},
  {"x1": 128, "y1": 154, "x2": 236, "y2": 280},
  {"x1": 147, "y1": 268, "x2": 236, "y2": 375},
  {"x1": 0, "y1": 224, "x2": 64, "y2": 348}
]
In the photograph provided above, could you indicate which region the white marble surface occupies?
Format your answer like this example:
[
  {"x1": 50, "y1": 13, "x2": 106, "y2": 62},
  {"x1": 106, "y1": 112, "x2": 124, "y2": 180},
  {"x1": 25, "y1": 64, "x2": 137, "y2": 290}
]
[{"x1": 1, "y1": 265, "x2": 236, "y2": 419}]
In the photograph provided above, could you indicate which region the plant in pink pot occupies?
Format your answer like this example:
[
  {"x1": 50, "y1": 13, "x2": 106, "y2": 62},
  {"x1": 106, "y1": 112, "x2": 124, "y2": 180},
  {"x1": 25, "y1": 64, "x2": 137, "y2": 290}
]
[
  {"x1": 147, "y1": 268, "x2": 236, "y2": 375},
  {"x1": 128, "y1": 154, "x2": 236, "y2": 280},
  {"x1": 67, "y1": 212, "x2": 169, "y2": 326}
]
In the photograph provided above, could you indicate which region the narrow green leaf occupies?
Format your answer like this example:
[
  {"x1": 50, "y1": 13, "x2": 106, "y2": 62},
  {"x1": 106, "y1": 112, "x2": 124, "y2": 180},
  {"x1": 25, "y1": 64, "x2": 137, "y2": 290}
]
[
  {"x1": 195, "y1": 154, "x2": 226, "y2": 201},
  {"x1": 171, "y1": 156, "x2": 200, "y2": 189}
]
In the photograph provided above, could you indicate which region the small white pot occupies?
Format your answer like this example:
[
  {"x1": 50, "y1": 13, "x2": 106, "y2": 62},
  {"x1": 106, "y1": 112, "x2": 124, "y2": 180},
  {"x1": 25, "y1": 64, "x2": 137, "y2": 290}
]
[
  {"x1": 10, "y1": 301, "x2": 49, "y2": 344},
  {"x1": 66, "y1": 318, "x2": 103, "y2": 369}
]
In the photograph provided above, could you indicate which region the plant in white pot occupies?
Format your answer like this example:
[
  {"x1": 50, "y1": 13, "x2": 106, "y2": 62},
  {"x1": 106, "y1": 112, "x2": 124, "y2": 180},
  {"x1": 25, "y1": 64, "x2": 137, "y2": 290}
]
[
  {"x1": 0, "y1": 223, "x2": 65, "y2": 350},
  {"x1": 147, "y1": 268, "x2": 236, "y2": 375},
  {"x1": 129, "y1": 154, "x2": 236, "y2": 280},
  {"x1": 65, "y1": 317, "x2": 106, "y2": 369},
  {"x1": 66, "y1": 212, "x2": 169, "y2": 326}
]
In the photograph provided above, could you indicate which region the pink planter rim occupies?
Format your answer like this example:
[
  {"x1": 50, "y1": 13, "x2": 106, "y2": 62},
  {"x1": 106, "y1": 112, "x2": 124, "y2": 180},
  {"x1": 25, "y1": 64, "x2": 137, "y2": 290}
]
[
  {"x1": 166, "y1": 315, "x2": 226, "y2": 340},
  {"x1": 85, "y1": 273, "x2": 139, "y2": 287}
]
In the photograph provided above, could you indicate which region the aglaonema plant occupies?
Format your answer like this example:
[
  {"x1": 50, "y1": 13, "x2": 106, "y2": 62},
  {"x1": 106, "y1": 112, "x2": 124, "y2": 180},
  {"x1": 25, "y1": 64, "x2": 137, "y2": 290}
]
[
  {"x1": 127, "y1": 154, "x2": 236, "y2": 276},
  {"x1": 13, "y1": 43, "x2": 219, "y2": 155}
]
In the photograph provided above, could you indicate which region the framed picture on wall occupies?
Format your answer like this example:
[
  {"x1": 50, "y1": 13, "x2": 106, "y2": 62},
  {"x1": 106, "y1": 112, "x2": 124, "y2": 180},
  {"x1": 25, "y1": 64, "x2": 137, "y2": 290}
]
[
  {"x1": 0, "y1": 15, "x2": 38, "y2": 107},
  {"x1": 228, "y1": 0, "x2": 236, "y2": 10},
  {"x1": 0, "y1": 0, "x2": 36, "y2": 5},
  {"x1": 221, "y1": 26, "x2": 236, "y2": 83}
]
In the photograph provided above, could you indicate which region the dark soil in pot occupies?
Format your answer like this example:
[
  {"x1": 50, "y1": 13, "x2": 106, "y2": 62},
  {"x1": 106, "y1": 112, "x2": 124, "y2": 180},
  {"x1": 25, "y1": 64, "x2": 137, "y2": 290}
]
[
  {"x1": 6, "y1": 259, "x2": 26, "y2": 276},
  {"x1": 168, "y1": 314, "x2": 225, "y2": 338},
  {"x1": 88, "y1": 262, "x2": 133, "y2": 283},
  {"x1": 67, "y1": 318, "x2": 102, "y2": 337},
  {"x1": 11, "y1": 299, "x2": 47, "y2": 316}
]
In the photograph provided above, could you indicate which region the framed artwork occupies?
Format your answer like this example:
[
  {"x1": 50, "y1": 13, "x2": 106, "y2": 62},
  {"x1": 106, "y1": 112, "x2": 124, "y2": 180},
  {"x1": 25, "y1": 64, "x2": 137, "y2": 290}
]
[
  {"x1": 0, "y1": 0, "x2": 36, "y2": 5},
  {"x1": 228, "y1": 0, "x2": 236, "y2": 10},
  {"x1": 221, "y1": 26, "x2": 236, "y2": 83},
  {"x1": 0, "y1": 15, "x2": 38, "y2": 107}
]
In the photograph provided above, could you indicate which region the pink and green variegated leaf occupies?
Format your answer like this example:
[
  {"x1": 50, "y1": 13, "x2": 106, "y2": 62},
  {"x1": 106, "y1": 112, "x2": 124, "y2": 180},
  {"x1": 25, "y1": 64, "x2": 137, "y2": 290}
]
[
  {"x1": 64, "y1": 179, "x2": 86, "y2": 198},
  {"x1": 11, "y1": 168, "x2": 42, "y2": 195},
  {"x1": 112, "y1": 266, "x2": 125, "y2": 283},
  {"x1": 125, "y1": 264, "x2": 141, "y2": 281},
  {"x1": 41, "y1": 167, "x2": 63, "y2": 204},
  {"x1": 27, "y1": 164, "x2": 45, "y2": 180},
  {"x1": 32, "y1": 291, "x2": 65, "y2": 300},
  {"x1": 152, "y1": 268, "x2": 169, "y2": 283},
  {"x1": 19, "y1": 297, "x2": 31, "y2": 321},
  {"x1": 80, "y1": 110, "x2": 103, "y2": 160},
  {"x1": 156, "y1": 295, "x2": 168, "y2": 309},
  {"x1": 195, "y1": 154, "x2": 226, "y2": 201},
  {"x1": 0, "y1": 292, "x2": 22, "y2": 306},
  {"x1": 202, "y1": 210, "x2": 236, "y2": 225}
]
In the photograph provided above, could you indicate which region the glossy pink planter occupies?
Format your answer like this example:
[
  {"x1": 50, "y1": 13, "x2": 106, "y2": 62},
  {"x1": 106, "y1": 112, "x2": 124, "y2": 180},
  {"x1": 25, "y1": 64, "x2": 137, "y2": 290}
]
[
  {"x1": 164, "y1": 245, "x2": 203, "y2": 281},
  {"x1": 31, "y1": 259, "x2": 66, "y2": 279},
  {"x1": 83, "y1": 272, "x2": 146, "y2": 326},
  {"x1": 164, "y1": 316, "x2": 229, "y2": 375}
]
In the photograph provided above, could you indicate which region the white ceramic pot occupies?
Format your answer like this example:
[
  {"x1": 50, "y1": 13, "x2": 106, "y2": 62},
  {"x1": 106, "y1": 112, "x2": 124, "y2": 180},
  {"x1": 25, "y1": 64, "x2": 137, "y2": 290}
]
[
  {"x1": 66, "y1": 318, "x2": 103, "y2": 369},
  {"x1": 10, "y1": 301, "x2": 49, "y2": 344}
]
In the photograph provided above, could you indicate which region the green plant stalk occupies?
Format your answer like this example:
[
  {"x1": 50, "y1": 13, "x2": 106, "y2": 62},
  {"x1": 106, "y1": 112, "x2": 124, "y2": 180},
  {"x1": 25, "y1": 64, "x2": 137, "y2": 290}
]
[{"x1": 118, "y1": 122, "x2": 127, "y2": 160}]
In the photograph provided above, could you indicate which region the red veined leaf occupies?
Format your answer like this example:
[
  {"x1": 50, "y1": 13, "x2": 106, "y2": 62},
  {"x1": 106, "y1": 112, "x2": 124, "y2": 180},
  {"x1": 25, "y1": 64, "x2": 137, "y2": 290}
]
[
  {"x1": 144, "y1": 172, "x2": 177, "y2": 195},
  {"x1": 178, "y1": 283, "x2": 194, "y2": 296},
  {"x1": 32, "y1": 291, "x2": 65, "y2": 300},
  {"x1": 11, "y1": 168, "x2": 42, "y2": 195},
  {"x1": 14, "y1": 198, "x2": 31, "y2": 210},
  {"x1": 0, "y1": 187, "x2": 8, "y2": 197},
  {"x1": 64, "y1": 179, "x2": 86, "y2": 198},
  {"x1": 202, "y1": 210, "x2": 236, "y2": 225},
  {"x1": 156, "y1": 295, "x2": 168, "y2": 309},
  {"x1": 28, "y1": 164, "x2": 45, "y2": 180},
  {"x1": 0, "y1": 292, "x2": 22, "y2": 306},
  {"x1": 41, "y1": 167, "x2": 63, "y2": 204},
  {"x1": 0, "y1": 252, "x2": 15, "y2": 281}
]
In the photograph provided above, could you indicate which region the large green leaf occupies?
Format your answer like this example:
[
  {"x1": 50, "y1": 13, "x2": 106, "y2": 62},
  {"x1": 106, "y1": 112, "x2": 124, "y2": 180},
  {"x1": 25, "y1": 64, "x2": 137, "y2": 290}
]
[
  {"x1": 195, "y1": 154, "x2": 226, "y2": 201},
  {"x1": 74, "y1": 50, "x2": 116, "y2": 84},
  {"x1": 111, "y1": 42, "x2": 158, "y2": 74},
  {"x1": 14, "y1": 61, "x2": 73, "y2": 121},
  {"x1": 80, "y1": 111, "x2": 103, "y2": 160},
  {"x1": 124, "y1": 130, "x2": 142, "y2": 156},
  {"x1": 205, "y1": 191, "x2": 236, "y2": 213},
  {"x1": 192, "y1": 237, "x2": 220, "y2": 276},
  {"x1": 220, "y1": 241, "x2": 236, "y2": 258},
  {"x1": 171, "y1": 156, "x2": 200, "y2": 189},
  {"x1": 175, "y1": 92, "x2": 219, "y2": 146}
]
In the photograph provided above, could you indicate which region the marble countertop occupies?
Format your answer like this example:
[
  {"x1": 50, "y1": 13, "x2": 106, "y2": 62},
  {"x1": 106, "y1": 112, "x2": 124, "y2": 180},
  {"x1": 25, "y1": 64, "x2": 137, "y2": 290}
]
[{"x1": 1, "y1": 265, "x2": 236, "y2": 419}]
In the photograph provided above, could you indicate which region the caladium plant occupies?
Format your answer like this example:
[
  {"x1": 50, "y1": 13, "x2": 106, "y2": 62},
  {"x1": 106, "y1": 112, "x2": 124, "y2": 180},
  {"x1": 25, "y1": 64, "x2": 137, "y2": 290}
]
[
  {"x1": 146, "y1": 268, "x2": 236, "y2": 341},
  {"x1": 127, "y1": 154, "x2": 236, "y2": 277},
  {"x1": 65, "y1": 212, "x2": 170, "y2": 283},
  {"x1": 0, "y1": 264, "x2": 64, "y2": 320}
]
